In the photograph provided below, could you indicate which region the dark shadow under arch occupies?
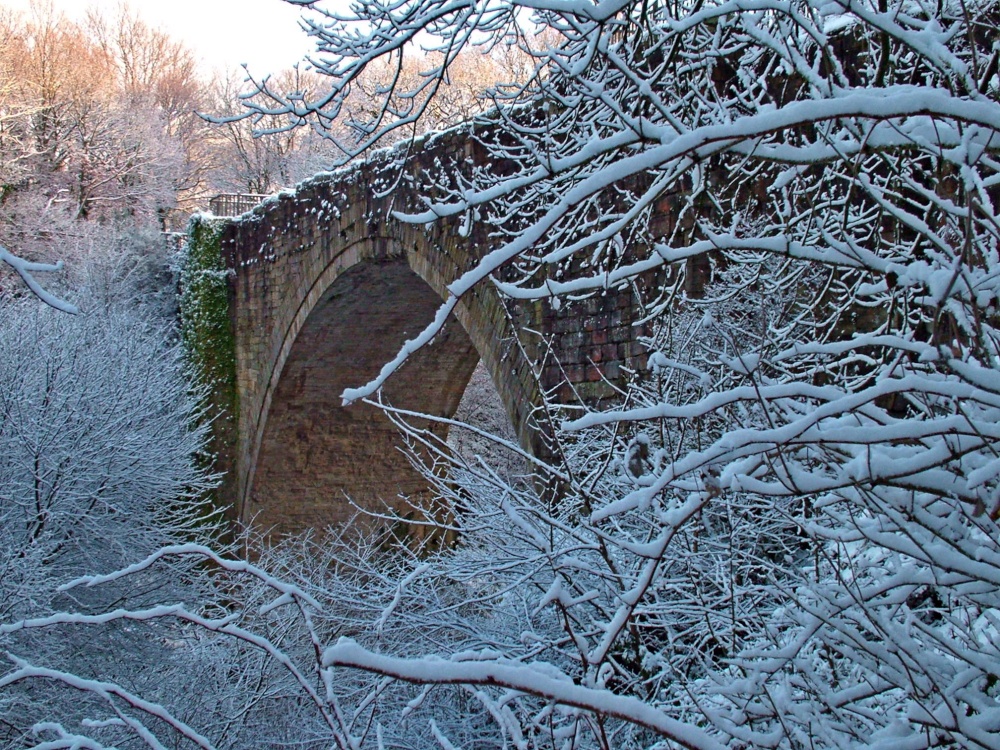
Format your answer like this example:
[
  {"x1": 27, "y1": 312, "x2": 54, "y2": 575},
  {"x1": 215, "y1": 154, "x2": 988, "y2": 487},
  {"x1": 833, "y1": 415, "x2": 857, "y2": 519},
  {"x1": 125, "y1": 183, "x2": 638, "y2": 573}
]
[{"x1": 247, "y1": 259, "x2": 494, "y2": 536}]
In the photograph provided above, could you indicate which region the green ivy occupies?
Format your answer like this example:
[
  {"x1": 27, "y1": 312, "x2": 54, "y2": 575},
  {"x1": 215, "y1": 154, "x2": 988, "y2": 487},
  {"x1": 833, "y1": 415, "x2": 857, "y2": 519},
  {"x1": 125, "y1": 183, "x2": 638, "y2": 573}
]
[{"x1": 179, "y1": 214, "x2": 238, "y2": 500}]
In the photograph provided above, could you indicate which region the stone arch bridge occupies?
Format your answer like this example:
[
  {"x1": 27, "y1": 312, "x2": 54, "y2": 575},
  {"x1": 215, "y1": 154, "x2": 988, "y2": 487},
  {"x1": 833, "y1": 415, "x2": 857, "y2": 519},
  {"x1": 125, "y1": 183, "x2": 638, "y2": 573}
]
[{"x1": 205, "y1": 129, "x2": 675, "y2": 536}]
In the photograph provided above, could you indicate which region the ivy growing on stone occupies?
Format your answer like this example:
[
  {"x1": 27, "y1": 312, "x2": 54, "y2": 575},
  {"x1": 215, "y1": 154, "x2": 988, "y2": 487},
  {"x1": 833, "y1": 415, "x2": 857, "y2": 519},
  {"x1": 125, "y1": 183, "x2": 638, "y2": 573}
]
[{"x1": 179, "y1": 213, "x2": 238, "y2": 509}]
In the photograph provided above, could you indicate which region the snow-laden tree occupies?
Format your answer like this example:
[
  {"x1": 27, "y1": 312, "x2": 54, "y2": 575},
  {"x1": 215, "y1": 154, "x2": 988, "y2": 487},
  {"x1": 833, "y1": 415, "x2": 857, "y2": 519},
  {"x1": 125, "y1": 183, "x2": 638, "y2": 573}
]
[
  {"x1": 0, "y1": 301, "x2": 214, "y2": 604},
  {"x1": 239, "y1": 0, "x2": 1000, "y2": 746},
  {"x1": 23, "y1": 0, "x2": 1000, "y2": 748},
  {"x1": 0, "y1": 296, "x2": 221, "y2": 746}
]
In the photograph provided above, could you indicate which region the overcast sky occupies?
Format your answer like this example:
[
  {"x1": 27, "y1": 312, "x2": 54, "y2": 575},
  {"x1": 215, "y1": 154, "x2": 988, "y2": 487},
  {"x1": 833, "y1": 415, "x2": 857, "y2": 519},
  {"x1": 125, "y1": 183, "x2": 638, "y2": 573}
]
[{"x1": 4, "y1": 0, "x2": 321, "y2": 76}]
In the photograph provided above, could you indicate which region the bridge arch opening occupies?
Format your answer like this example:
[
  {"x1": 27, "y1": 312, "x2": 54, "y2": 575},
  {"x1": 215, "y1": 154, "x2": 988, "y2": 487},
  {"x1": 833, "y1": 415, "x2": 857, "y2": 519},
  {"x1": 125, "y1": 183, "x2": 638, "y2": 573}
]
[{"x1": 244, "y1": 256, "x2": 526, "y2": 537}]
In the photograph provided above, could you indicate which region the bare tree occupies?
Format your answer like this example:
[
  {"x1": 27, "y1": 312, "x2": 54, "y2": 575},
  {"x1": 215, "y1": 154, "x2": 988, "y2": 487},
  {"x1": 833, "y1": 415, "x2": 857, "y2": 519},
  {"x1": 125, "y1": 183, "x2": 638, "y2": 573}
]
[
  {"x1": 205, "y1": 68, "x2": 332, "y2": 195},
  {"x1": 0, "y1": 2, "x2": 219, "y2": 306},
  {"x1": 86, "y1": 3, "x2": 214, "y2": 206},
  {"x1": 0, "y1": 289, "x2": 221, "y2": 746}
]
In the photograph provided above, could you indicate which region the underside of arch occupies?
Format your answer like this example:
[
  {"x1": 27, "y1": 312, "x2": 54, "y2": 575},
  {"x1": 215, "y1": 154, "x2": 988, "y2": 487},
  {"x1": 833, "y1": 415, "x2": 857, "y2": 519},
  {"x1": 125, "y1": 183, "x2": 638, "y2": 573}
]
[{"x1": 246, "y1": 259, "x2": 485, "y2": 536}]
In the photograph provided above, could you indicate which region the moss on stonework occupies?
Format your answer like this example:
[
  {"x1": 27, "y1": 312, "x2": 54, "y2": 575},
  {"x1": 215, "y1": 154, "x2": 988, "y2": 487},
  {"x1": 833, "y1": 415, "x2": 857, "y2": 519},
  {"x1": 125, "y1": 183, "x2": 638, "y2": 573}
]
[{"x1": 180, "y1": 214, "x2": 238, "y2": 510}]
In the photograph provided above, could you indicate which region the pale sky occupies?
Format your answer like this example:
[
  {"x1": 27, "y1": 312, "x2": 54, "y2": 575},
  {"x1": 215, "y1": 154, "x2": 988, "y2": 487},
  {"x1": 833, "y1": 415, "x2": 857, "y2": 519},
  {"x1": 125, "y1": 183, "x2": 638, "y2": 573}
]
[{"x1": 4, "y1": 0, "x2": 325, "y2": 76}]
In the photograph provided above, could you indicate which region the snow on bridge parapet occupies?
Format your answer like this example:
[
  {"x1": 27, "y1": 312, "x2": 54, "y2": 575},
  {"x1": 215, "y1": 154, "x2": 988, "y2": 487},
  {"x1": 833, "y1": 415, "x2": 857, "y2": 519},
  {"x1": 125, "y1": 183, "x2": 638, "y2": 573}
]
[{"x1": 211, "y1": 125, "x2": 657, "y2": 536}]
